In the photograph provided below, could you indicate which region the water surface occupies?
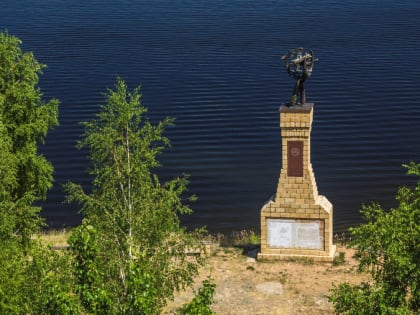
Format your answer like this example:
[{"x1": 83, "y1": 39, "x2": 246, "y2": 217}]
[{"x1": 1, "y1": 0, "x2": 420, "y2": 233}]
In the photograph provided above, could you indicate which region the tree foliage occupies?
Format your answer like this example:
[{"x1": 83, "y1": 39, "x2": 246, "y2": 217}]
[
  {"x1": 0, "y1": 30, "x2": 59, "y2": 243},
  {"x1": 65, "y1": 77, "x2": 206, "y2": 314},
  {"x1": 0, "y1": 32, "x2": 212, "y2": 314},
  {"x1": 178, "y1": 278, "x2": 216, "y2": 315},
  {"x1": 329, "y1": 162, "x2": 420, "y2": 314},
  {"x1": 0, "y1": 31, "x2": 73, "y2": 314}
]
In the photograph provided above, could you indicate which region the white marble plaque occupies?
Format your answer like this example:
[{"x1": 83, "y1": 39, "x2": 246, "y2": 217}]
[{"x1": 267, "y1": 219, "x2": 322, "y2": 249}]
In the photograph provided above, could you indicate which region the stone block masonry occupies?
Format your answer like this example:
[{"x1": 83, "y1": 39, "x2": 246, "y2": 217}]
[{"x1": 258, "y1": 103, "x2": 336, "y2": 262}]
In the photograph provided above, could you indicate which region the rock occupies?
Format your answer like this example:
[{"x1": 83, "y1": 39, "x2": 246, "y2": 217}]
[
  {"x1": 246, "y1": 257, "x2": 256, "y2": 263},
  {"x1": 256, "y1": 282, "x2": 284, "y2": 295}
]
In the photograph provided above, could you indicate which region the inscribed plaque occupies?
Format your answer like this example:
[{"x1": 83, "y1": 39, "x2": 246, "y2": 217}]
[
  {"x1": 267, "y1": 219, "x2": 323, "y2": 250},
  {"x1": 287, "y1": 141, "x2": 303, "y2": 177}
]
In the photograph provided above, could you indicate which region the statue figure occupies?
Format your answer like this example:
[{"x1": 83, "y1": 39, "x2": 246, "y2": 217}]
[{"x1": 281, "y1": 48, "x2": 318, "y2": 106}]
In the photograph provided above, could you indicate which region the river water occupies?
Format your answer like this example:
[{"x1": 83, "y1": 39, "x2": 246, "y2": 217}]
[{"x1": 1, "y1": 0, "x2": 420, "y2": 233}]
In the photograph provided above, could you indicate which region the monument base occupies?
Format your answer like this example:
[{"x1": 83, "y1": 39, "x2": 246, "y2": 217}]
[
  {"x1": 258, "y1": 194, "x2": 336, "y2": 263},
  {"x1": 257, "y1": 245, "x2": 336, "y2": 263}
]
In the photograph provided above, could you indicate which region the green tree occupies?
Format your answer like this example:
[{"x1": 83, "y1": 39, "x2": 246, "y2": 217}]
[
  {"x1": 65, "y1": 77, "x2": 206, "y2": 314},
  {"x1": 329, "y1": 162, "x2": 420, "y2": 314},
  {"x1": 0, "y1": 31, "x2": 80, "y2": 315},
  {"x1": 0, "y1": 30, "x2": 59, "y2": 243}
]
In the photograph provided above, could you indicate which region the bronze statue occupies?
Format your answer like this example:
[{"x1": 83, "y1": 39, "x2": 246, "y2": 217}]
[{"x1": 281, "y1": 48, "x2": 318, "y2": 106}]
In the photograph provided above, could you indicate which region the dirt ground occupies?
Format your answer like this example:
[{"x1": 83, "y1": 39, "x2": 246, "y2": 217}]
[{"x1": 164, "y1": 245, "x2": 368, "y2": 315}]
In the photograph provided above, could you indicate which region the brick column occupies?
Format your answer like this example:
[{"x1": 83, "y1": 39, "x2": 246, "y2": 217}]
[{"x1": 258, "y1": 103, "x2": 335, "y2": 262}]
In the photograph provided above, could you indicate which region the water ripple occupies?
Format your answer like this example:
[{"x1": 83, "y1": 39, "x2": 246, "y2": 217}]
[{"x1": 1, "y1": 0, "x2": 420, "y2": 232}]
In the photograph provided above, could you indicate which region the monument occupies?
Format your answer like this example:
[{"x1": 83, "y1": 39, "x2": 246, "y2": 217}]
[{"x1": 258, "y1": 48, "x2": 336, "y2": 262}]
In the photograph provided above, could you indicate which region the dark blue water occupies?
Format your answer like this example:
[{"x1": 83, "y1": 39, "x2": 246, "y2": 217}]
[{"x1": 2, "y1": 0, "x2": 420, "y2": 233}]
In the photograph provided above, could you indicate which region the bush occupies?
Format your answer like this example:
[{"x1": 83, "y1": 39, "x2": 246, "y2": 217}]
[
  {"x1": 178, "y1": 279, "x2": 216, "y2": 315},
  {"x1": 329, "y1": 162, "x2": 420, "y2": 314}
]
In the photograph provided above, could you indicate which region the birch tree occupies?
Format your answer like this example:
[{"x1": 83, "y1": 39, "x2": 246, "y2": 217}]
[{"x1": 65, "y1": 77, "x2": 205, "y2": 314}]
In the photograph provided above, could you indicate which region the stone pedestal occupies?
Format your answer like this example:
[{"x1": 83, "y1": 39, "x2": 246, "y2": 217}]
[{"x1": 258, "y1": 103, "x2": 335, "y2": 262}]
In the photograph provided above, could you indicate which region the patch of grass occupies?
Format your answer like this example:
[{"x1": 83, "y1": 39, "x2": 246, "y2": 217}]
[
  {"x1": 332, "y1": 252, "x2": 346, "y2": 266},
  {"x1": 333, "y1": 232, "x2": 351, "y2": 247},
  {"x1": 36, "y1": 228, "x2": 72, "y2": 247},
  {"x1": 222, "y1": 247, "x2": 242, "y2": 255},
  {"x1": 215, "y1": 229, "x2": 260, "y2": 248},
  {"x1": 290, "y1": 286, "x2": 300, "y2": 295},
  {"x1": 279, "y1": 272, "x2": 288, "y2": 284},
  {"x1": 286, "y1": 257, "x2": 315, "y2": 265},
  {"x1": 240, "y1": 230, "x2": 260, "y2": 246}
]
